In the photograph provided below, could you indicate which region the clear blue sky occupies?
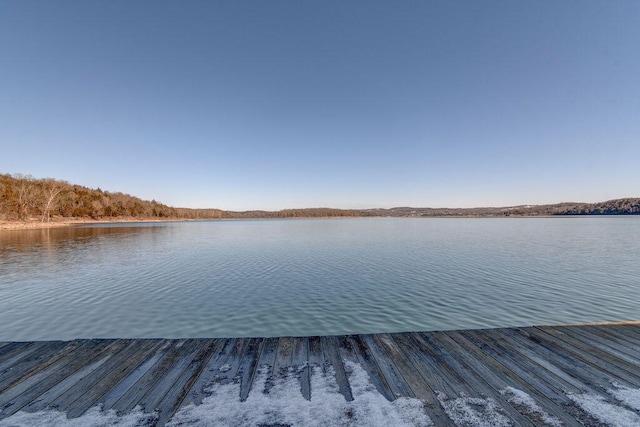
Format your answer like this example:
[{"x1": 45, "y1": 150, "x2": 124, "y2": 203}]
[{"x1": 2, "y1": 1, "x2": 639, "y2": 210}]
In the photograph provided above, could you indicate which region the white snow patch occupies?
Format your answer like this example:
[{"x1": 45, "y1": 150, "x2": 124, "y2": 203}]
[
  {"x1": 168, "y1": 361, "x2": 432, "y2": 427},
  {"x1": 500, "y1": 387, "x2": 562, "y2": 427},
  {"x1": 218, "y1": 363, "x2": 231, "y2": 372},
  {"x1": 0, "y1": 405, "x2": 156, "y2": 427},
  {"x1": 568, "y1": 392, "x2": 640, "y2": 427},
  {"x1": 608, "y1": 383, "x2": 640, "y2": 411},
  {"x1": 436, "y1": 391, "x2": 511, "y2": 427}
]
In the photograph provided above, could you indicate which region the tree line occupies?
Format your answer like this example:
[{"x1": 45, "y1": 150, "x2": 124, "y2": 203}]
[
  {"x1": 0, "y1": 174, "x2": 363, "y2": 222},
  {"x1": 371, "y1": 199, "x2": 640, "y2": 217},
  {"x1": 1, "y1": 173, "x2": 638, "y2": 223},
  {"x1": 0, "y1": 173, "x2": 221, "y2": 222}
]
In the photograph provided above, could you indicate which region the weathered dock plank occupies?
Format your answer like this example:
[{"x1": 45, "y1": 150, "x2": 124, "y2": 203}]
[
  {"x1": 0, "y1": 341, "x2": 69, "y2": 392},
  {"x1": 582, "y1": 324, "x2": 640, "y2": 353},
  {"x1": 0, "y1": 342, "x2": 44, "y2": 370},
  {"x1": 420, "y1": 331, "x2": 537, "y2": 426},
  {"x1": 320, "y1": 335, "x2": 352, "y2": 401},
  {"x1": 506, "y1": 327, "x2": 633, "y2": 396},
  {"x1": 137, "y1": 339, "x2": 209, "y2": 414},
  {"x1": 16, "y1": 340, "x2": 119, "y2": 413},
  {"x1": 179, "y1": 338, "x2": 232, "y2": 407},
  {"x1": 110, "y1": 339, "x2": 193, "y2": 414},
  {"x1": 340, "y1": 334, "x2": 394, "y2": 401},
  {"x1": 97, "y1": 340, "x2": 169, "y2": 412},
  {"x1": 0, "y1": 340, "x2": 84, "y2": 396},
  {"x1": 533, "y1": 325, "x2": 640, "y2": 386},
  {"x1": 373, "y1": 333, "x2": 451, "y2": 427},
  {"x1": 457, "y1": 328, "x2": 583, "y2": 402},
  {"x1": 153, "y1": 339, "x2": 220, "y2": 425},
  {"x1": 307, "y1": 336, "x2": 323, "y2": 371},
  {"x1": 363, "y1": 334, "x2": 414, "y2": 399},
  {"x1": 442, "y1": 329, "x2": 583, "y2": 427},
  {"x1": 406, "y1": 332, "x2": 477, "y2": 398},
  {"x1": 291, "y1": 336, "x2": 310, "y2": 401},
  {"x1": 216, "y1": 338, "x2": 249, "y2": 386},
  {"x1": 619, "y1": 322, "x2": 640, "y2": 340},
  {"x1": 0, "y1": 340, "x2": 115, "y2": 416},
  {"x1": 238, "y1": 337, "x2": 264, "y2": 402},
  {"x1": 0, "y1": 323, "x2": 639, "y2": 426},
  {"x1": 252, "y1": 336, "x2": 278, "y2": 394},
  {"x1": 554, "y1": 325, "x2": 640, "y2": 368}
]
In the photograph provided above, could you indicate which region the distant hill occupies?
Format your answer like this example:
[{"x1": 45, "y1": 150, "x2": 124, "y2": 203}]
[
  {"x1": 366, "y1": 198, "x2": 640, "y2": 217},
  {"x1": 1, "y1": 173, "x2": 638, "y2": 223}
]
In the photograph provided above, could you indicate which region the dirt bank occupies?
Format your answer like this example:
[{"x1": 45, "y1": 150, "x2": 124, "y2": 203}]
[{"x1": 0, "y1": 217, "x2": 187, "y2": 230}]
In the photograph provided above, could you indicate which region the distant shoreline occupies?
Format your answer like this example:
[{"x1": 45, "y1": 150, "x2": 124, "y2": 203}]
[
  {"x1": 0, "y1": 216, "x2": 370, "y2": 230},
  {"x1": 0, "y1": 217, "x2": 191, "y2": 230},
  {"x1": 2, "y1": 174, "x2": 638, "y2": 225},
  {"x1": 2, "y1": 212, "x2": 639, "y2": 230}
]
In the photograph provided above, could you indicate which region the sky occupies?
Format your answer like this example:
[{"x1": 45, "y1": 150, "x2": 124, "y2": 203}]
[{"x1": 1, "y1": 1, "x2": 639, "y2": 210}]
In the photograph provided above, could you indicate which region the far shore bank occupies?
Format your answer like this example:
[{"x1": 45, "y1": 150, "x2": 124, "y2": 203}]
[
  {"x1": 3, "y1": 213, "x2": 638, "y2": 230},
  {"x1": 0, "y1": 217, "x2": 192, "y2": 230},
  {"x1": 0, "y1": 216, "x2": 370, "y2": 230}
]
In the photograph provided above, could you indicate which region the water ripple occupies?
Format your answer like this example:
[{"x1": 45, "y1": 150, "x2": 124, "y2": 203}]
[{"x1": 1, "y1": 217, "x2": 639, "y2": 340}]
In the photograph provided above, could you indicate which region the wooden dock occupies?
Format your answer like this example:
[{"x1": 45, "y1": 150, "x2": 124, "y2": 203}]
[{"x1": 1, "y1": 323, "x2": 639, "y2": 426}]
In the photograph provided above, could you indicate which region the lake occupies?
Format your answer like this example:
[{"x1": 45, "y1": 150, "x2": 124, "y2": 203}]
[{"x1": 0, "y1": 217, "x2": 638, "y2": 341}]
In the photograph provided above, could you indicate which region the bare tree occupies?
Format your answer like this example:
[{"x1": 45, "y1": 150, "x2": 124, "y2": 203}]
[
  {"x1": 13, "y1": 174, "x2": 38, "y2": 220},
  {"x1": 40, "y1": 178, "x2": 65, "y2": 222}
]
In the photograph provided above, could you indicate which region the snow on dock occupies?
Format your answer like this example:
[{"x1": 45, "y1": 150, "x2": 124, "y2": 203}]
[{"x1": 1, "y1": 323, "x2": 639, "y2": 426}]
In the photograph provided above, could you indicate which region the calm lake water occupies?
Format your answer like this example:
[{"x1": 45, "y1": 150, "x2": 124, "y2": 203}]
[{"x1": 1, "y1": 217, "x2": 639, "y2": 341}]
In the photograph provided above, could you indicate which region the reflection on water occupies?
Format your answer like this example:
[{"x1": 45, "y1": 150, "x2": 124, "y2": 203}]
[
  {"x1": 1, "y1": 218, "x2": 639, "y2": 340},
  {"x1": 0, "y1": 223, "x2": 162, "y2": 255},
  {"x1": 0, "y1": 225, "x2": 167, "y2": 281}
]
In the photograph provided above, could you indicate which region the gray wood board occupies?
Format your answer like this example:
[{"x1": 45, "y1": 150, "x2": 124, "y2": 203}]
[{"x1": 1, "y1": 324, "x2": 639, "y2": 426}]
